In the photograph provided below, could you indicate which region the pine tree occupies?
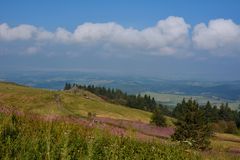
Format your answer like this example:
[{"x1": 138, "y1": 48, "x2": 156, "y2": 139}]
[
  {"x1": 202, "y1": 101, "x2": 214, "y2": 122},
  {"x1": 150, "y1": 109, "x2": 166, "y2": 127},
  {"x1": 172, "y1": 99, "x2": 212, "y2": 150},
  {"x1": 63, "y1": 83, "x2": 71, "y2": 90},
  {"x1": 219, "y1": 103, "x2": 234, "y2": 121},
  {"x1": 173, "y1": 99, "x2": 187, "y2": 119}
]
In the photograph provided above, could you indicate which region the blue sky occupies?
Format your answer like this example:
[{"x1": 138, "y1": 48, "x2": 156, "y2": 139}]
[
  {"x1": 0, "y1": 0, "x2": 240, "y2": 80},
  {"x1": 1, "y1": 0, "x2": 240, "y2": 30}
]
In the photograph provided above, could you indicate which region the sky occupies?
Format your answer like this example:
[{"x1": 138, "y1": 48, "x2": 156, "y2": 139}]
[{"x1": 0, "y1": 0, "x2": 240, "y2": 81}]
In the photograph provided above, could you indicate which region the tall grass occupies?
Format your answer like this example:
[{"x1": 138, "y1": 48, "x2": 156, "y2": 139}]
[{"x1": 0, "y1": 113, "x2": 201, "y2": 160}]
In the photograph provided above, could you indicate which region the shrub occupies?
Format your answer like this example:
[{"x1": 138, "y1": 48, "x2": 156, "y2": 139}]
[
  {"x1": 87, "y1": 112, "x2": 96, "y2": 120},
  {"x1": 225, "y1": 121, "x2": 238, "y2": 134},
  {"x1": 211, "y1": 120, "x2": 227, "y2": 133},
  {"x1": 212, "y1": 120, "x2": 238, "y2": 134},
  {"x1": 150, "y1": 109, "x2": 166, "y2": 127}
]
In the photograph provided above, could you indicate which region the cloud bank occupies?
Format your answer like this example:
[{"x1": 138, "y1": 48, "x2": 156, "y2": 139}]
[
  {"x1": 0, "y1": 16, "x2": 240, "y2": 57},
  {"x1": 192, "y1": 19, "x2": 240, "y2": 56}
]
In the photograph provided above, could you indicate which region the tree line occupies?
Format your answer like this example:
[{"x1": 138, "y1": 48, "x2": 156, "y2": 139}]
[
  {"x1": 170, "y1": 99, "x2": 240, "y2": 150},
  {"x1": 173, "y1": 99, "x2": 240, "y2": 133},
  {"x1": 64, "y1": 83, "x2": 157, "y2": 111}
]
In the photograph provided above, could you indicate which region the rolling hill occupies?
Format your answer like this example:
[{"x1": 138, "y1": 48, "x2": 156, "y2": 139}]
[
  {"x1": 0, "y1": 81, "x2": 151, "y2": 123},
  {"x1": 1, "y1": 81, "x2": 240, "y2": 159}
]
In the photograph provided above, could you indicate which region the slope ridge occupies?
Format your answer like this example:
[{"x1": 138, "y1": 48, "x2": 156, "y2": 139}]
[{"x1": 0, "y1": 82, "x2": 151, "y2": 122}]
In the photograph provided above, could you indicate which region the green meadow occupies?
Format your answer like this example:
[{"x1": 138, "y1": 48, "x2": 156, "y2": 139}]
[
  {"x1": 0, "y1": 82, "x2": 151, "y2": 123},
  {"x1": 1, "y1": 82, "x2": 240, "y2": 160}
]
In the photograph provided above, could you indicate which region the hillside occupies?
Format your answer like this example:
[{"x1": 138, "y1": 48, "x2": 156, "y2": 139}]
[
  {"x1": 0, "y1": 82, "x2": 151, "y2": 123},
  {"x1": 1, "y1": 81, "x2": 240, "y2": 159}
]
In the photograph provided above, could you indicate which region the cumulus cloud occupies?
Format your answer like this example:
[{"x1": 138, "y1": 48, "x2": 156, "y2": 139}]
[
  {"x1": 192, "y1": 19, "x2": 240, "y2": 55},
  {"x1": 71, "y1": 16, "x2": 191, "y2": 56},
  {"x1": 0, "y1": 23, "x2": 37, "y2": 41},
  {"x1": 141, "y1": 16, "x2": 190, "y2": 55},
  {"x1": 0, "y1": 16, "x2": 191, "y2": 56},
  {"x1": 0, "y1": 17, "x2": 240, "y2": 57}
]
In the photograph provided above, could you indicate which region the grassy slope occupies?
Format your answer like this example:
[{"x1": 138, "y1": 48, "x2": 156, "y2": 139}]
[
  {"x1": 0, "y1": 113, "x2": 200, "y2": 160},
  {"x1": 1, "y1": 82, "x2": 240, "y2": 159},
  {"x1": 0, "y1": 82, "x2": 151, "y2": 123}
]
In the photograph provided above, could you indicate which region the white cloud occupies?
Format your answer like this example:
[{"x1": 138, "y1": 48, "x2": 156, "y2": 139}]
[
  {"x1": 54, "y1": 27, "x2": 72, "y2": 43},
  {"x1": 71, "y1": 16, "x2": 191, "y2": 55},
  {"x1": 0, "y1": 17, "x2": 191, "y2": 56},
  {"x1": 192, "y1": 19, "x2": 240, "y2": 55},
  {"x1": 0, "y1": 23, "x2": 37, "y2": 41},
  {"x1": 141, "y1": 16, "x2": 190, "y2": 55},
  {"x1": 35, "y1": 30, "x2": 54, "y2": 41},
  {"x1": 1, "y1": 17, "x2": 240, "y2": 57}
]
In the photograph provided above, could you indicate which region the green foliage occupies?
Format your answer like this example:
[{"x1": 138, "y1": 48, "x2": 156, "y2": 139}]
[
  {"x1": 64, "y1": 83, "x2": 72, "y2": 90},
  {"x1": 173, "y1": 99, "x2": 188, "y2": 119},
  {"x1": 174, "y1": 100, "x2": 240, "y2": 132},
  {"x1": 0, "y1": 113, "x2": 201, "y2": 160},
  {"x1": 158, "y1": 104, "x2": 172, "y2": 116},
  {"x1": 202, "y1": 101, "x2": 219, "y2": 122},
  {"x1": 219, "y1": 103, "x2": 235, "y2": 121},
  {"x1": 236, "y1": 111, "x2": 240, "y2": 128},
  {"x1": 172, "y1": 99, "x2": 213, "y2": 150},
  {"x1": 150, "y1": 109, "x2": 166, "y2": 127}
]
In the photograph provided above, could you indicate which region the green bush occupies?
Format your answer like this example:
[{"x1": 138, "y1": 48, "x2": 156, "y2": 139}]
[{"x1": 150, "y1": 109, "x2": 166, "y2": 127}]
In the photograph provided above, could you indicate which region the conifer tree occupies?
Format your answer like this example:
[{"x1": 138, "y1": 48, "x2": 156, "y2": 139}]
[
  {"x1": 64, "y1": 83, "x2": 71, "y2": 90},
  {"x1": 172, "y1": 99, "x2": 212, "y2": 150},
  {"x1": 150, "y1": 109, "x2": 166, "y2": 127}
]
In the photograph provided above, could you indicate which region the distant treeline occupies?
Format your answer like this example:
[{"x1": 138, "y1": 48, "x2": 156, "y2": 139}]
[
  {"x1": 173, "y1": 99, "x2": 240, "y2": 133},
  {"x1": 64, "y1": 83, "x2": 157, "y2": 112}
]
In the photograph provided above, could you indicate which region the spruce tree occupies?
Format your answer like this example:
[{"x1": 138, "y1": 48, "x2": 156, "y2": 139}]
[
  {"x1": 64, "y1": 83, "x2": 71, "y2": 90},
  {"x1": 172, "y1": 99, "x2": 213, "y2": 150},
  {"x1": 150, "y1": 109, "x2": 166, "y2": 127}
]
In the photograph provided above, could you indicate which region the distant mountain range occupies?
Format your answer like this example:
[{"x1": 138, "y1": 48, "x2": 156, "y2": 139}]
[{"x1": 1, "y1": 70, "x2": 240, "y2": 101}]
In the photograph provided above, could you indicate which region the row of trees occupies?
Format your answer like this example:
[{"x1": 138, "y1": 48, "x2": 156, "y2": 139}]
[
  {"x1": 173, "y1": 100, "x2": 240, "y2": 133},
  {"x1": 64, "y1": 83, "x2": 157, "y2": 111},
  {"x1": 152, "y1": 99, "x2": 240, "y2": 150}
]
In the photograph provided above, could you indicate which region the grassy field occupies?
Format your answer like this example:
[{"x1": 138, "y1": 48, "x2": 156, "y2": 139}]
[
  {"x1": 0, "y1": 112, "x2": 203, "y2": 160},
  {"x1": 142, "y1": 92, "x2": 240, "y2": 110},
  {"x1": 1, "y1": 82, "x2": 240, "y2": 159},
  {"x1": 0, "y1": 82, "x2": 151, "y2": 123},
  {"x1": 1, "y1": 111, "x2": 240, "y2": 160}
]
